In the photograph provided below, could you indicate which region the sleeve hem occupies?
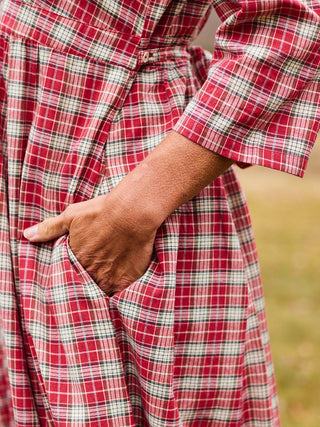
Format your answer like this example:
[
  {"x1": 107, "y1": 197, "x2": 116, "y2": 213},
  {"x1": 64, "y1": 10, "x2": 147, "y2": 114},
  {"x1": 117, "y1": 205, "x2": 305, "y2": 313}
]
[{"x1": 173, "y1": 122, "x2": 309, "y2": 178}]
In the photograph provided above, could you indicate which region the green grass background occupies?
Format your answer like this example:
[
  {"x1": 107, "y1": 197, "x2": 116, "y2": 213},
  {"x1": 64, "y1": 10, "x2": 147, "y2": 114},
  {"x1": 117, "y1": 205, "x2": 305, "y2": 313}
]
[{"x1": 237, "y1": 144, "x2": 320, "y2": 426}]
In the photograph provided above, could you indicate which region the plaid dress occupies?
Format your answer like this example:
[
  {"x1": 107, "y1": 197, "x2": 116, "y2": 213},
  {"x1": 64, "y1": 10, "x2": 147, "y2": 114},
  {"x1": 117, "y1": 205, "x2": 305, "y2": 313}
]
[{"x1": 0, "y1": 0, "x2": 319, "y2": 425}]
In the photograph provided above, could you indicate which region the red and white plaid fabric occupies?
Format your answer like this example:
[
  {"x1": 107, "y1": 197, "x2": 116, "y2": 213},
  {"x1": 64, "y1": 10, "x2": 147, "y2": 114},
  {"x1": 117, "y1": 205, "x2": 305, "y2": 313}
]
[{"x1": 0, "y1": 0, "x2": 319, "y2": 425}]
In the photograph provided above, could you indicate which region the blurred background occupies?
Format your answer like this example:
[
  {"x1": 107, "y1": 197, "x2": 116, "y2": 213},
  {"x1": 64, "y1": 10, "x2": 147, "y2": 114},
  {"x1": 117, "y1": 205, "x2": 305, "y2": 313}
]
[{"x1": 194, "y1": 10, "x2": 320, "y2": 427}]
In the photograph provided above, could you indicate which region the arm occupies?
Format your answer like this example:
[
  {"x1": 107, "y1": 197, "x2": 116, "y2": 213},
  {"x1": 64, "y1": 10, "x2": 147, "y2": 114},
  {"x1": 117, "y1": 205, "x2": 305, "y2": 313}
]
[
  {"x1": 24, "y1": 131, "x2": 233, "y2": 296},
  {"x1": 107, "y1": 131, "x2": 234, "y2": 231},
  {"x1": 173, "y1": 0, "x2": 320, "y2": 177}
]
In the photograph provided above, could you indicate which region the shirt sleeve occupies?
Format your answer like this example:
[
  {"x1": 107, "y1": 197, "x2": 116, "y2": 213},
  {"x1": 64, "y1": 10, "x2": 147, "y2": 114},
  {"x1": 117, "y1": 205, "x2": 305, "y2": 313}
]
[{"x1": 173, "y1": 0, "x2": 320, "y2": 177}]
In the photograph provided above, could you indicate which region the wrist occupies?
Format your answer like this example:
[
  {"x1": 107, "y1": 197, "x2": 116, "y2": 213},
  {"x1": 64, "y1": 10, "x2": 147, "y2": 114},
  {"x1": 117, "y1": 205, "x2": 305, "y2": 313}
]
[
  {"x1": 101, "y1": 131, "x2": 234, "y2": 234},
  {"x1": 101, "y1": 186, "x2": 163, "y2": 238}
]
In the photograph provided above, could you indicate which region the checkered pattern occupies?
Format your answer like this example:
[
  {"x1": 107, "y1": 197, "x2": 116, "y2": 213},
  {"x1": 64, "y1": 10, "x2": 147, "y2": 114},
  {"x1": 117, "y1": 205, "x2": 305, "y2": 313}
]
[
  {"x1": 173, "y1": 0, "x2": 320, "y2": 177},
  {"x1": 0, "y1": 0, "x2": 318, "y2": 424}
]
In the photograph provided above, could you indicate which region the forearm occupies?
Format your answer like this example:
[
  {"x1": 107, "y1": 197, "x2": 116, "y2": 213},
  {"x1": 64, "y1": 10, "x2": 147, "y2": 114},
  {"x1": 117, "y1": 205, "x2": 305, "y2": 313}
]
[{"x1": 108, "y1": 131, "x2": 234, "y2": 230}]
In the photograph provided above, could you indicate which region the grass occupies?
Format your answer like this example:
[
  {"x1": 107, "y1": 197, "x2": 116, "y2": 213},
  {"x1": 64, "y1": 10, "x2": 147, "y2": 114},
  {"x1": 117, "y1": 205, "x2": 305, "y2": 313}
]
[{"x1": 237, "y1": 143, "x2": 320, "y2": 426}]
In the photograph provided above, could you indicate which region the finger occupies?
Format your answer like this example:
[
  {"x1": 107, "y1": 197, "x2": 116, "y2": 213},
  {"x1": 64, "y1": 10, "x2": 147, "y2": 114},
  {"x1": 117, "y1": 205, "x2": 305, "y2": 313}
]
[{"x1": 23, "y1": 214, "x2": 70, "y2": 242}]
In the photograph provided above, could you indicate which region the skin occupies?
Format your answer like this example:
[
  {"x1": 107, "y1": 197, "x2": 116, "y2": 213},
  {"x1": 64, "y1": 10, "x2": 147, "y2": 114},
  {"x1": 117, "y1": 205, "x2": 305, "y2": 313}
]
[{"x1": 24, "y1": 131, "x2": 234, "y2": 296}]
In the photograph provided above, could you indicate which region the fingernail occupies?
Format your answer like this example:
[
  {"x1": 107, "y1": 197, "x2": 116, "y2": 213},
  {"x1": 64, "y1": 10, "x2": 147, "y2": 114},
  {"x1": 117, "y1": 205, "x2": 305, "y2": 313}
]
[{"x1": 23, "y1": 224, "x2": 38, "y2": 240}]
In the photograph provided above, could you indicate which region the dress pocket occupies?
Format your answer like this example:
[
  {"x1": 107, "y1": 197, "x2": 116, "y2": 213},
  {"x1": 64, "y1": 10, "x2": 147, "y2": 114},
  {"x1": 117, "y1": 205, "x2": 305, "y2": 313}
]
[
  {"x1": 45, "y1": 235, "x2": 111, "y2": 315},
  {"x1": 19, "y1": 235, "x2": 134, "y2": 424},
  {"x1": 110, "y1": 256, "x2": 160, "y2": 302},
  {"x1": 65, "y1": 234, "x2": 159, "y2": 300},
  {"x1": 64, "y1": 235, "x2": 109, "y2": 300}
]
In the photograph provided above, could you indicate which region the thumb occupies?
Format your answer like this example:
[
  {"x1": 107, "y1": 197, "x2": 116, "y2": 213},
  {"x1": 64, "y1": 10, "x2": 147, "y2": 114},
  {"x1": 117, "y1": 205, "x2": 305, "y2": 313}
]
[{"x1": 23, "y1": 213, "x2": 70, "y2": 242}]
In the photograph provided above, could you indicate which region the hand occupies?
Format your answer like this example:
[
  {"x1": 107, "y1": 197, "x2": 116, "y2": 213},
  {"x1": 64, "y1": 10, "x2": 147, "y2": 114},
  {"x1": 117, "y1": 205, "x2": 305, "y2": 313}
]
[
  {"x1": 23, "y1": 131, "x2": 233, "y2": 296},
  {"x1": 23, "y1": 195, "x2": 157, "y2": 296}
]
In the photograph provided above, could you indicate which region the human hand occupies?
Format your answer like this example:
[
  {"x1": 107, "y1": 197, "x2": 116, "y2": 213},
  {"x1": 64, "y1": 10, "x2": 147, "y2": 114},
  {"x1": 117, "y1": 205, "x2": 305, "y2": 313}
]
[
  {"x1": 23, "y1": 194, "x2": 157, "y2": 296},
  {"x1": 23, "y1": 131, "x2": 233, "y2": 296}
]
